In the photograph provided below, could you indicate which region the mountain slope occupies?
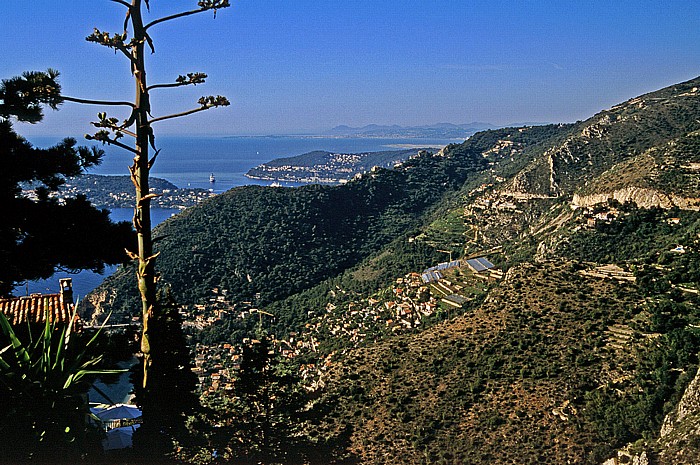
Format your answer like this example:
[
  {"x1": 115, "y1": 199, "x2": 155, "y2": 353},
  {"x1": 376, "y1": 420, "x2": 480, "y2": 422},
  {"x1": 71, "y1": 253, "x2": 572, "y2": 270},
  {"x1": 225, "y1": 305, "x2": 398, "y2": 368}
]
[
  {"x1": 307, "y1": 217, "x2": 700, "y2": 463},
  {"x1": 84, "y1": 76, "x2": 700, "y2": 464},
  {"x1": 509, "y1": 76, "x2": 700, "y2": 200},
  {"x1": 313, "y1": 262, "x2": 643, "y2": 464},
  {"x1": 85, "y1": 124, "x2": 567, "y2": 319}
]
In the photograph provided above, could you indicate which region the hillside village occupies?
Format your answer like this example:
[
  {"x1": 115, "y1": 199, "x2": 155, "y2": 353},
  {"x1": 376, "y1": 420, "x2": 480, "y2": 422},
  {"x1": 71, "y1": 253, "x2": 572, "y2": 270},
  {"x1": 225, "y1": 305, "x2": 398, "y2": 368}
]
[
  {"x1": 8, "y1": 75, "x2": 700, "y2": 463},
  {"x1": 245, "y1": 148, "x2": 432, "y2": 184},
  {"x1": 182, "y1": 189, "x2": 696, "y2": 403},
  {"x1": 246, "y1": 152, "x2": 366, "y2": 183},
  {"x1": 174, "y1": 184, "x2": 698, "y2": 409},
  {"x1": 179, "y1": 253, "x2": 504, "y2": 397},
  {"x1": 22, "y1": 174, "x2": 216, "y2": 209}
]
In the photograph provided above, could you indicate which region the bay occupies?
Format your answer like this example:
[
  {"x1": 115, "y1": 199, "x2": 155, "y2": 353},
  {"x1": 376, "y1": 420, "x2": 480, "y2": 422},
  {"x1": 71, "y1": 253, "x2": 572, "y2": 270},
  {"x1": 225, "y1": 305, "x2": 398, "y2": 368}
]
[
  {"x1": 16, "y1": 135, "x2": 458, "y2": 297},
  {"x1": 13, "y1": 208, "x2": 180, "y2": 299},
  {"x1": 28, "y1": 135, "x2": 457, "y2": 193}
]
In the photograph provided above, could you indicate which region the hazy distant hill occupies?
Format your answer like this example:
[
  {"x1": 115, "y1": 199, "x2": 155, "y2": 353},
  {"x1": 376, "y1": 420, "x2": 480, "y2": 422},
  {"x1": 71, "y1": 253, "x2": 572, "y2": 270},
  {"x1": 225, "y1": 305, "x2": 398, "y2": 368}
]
[
  {"x1": 245, "y1": 148, "x2": 435, "y2": 183},
  {"x1": 326, "y1": 122, "x2": 497, "y2": 138},
  {"x1": 26, "y1": 174, "x2": 215, "y2": 209}
]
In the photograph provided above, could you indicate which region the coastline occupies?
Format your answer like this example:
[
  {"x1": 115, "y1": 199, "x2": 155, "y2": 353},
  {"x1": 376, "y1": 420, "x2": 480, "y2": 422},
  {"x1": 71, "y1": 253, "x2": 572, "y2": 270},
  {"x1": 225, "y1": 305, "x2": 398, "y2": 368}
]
[
  {"x1": 16, "y1": 135, "x2": 458, "y2": 297},
  {"x1": 384, "y1": 143, "x2": 450, "y2": 149},
  {"x1": 244, "y1": 173, "x2": 343, "y2": 184}
]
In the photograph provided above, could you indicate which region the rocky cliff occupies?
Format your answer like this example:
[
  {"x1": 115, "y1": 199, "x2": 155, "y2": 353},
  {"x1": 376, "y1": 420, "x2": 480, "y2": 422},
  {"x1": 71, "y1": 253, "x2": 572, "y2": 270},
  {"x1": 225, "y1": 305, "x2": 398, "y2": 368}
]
[
  {"x1": 656, "y1": 367, "x2": 700, "y2": 463},
  {"x1": 572, "y1": 187, "x2": 700, "y2": 211}
]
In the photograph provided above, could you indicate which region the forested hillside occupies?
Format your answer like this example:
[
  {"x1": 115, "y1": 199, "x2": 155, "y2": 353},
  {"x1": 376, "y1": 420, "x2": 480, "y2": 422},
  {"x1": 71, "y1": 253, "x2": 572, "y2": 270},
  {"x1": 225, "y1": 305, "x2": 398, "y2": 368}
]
[
  {"x1": 85, "y1": 76, "x2": 700, "y2": 464},
  {"x1": 85, "y1": 123, "x2": 568, "y2": 318}
]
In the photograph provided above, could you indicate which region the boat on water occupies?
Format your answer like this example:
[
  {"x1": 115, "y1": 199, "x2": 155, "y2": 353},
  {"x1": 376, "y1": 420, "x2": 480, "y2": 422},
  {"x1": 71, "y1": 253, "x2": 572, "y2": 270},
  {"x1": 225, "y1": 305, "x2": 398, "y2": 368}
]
[
  {"x1": 270, "y1": 181, "x2": 282, "y2": 188},
  {"x1": 209, "y1": 173, "x2": 216, "y2": 183}
]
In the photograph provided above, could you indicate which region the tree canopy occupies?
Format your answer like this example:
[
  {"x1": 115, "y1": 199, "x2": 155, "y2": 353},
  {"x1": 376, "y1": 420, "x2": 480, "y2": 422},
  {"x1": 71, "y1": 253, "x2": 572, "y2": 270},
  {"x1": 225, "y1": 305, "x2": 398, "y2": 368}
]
[{"x1": 0, "y1": 71, "x2": 133, "y2": 296}]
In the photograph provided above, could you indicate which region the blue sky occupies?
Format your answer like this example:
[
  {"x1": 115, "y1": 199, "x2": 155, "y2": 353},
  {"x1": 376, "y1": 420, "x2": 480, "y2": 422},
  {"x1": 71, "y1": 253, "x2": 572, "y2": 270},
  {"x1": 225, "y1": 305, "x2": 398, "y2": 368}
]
[{"x1": 3, "y1": 1, "x2": 700, "y2": 136}]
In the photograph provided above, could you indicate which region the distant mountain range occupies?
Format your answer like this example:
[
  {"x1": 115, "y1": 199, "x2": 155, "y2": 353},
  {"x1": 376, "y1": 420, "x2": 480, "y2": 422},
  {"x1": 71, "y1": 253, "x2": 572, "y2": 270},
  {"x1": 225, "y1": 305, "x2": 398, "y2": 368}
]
[
  {"x1": 325, "y1": 123, "x2": 497, "y2": 138},
  {"x1": 324, "y1": 122, "x2": 551, "y2": 139}
]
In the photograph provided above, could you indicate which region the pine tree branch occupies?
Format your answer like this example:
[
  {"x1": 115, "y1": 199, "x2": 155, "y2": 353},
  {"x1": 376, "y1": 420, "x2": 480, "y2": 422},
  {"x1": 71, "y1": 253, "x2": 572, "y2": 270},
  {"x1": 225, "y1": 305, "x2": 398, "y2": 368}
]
[{"x1": 61, "y1": 95, "x2": 136, "y2": 108}]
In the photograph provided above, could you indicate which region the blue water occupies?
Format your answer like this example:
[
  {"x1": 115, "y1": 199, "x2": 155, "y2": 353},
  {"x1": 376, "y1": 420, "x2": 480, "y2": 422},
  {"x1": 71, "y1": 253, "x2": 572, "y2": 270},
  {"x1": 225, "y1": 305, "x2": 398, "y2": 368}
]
[
  {"x1": 27, "y1": 135, "x2": 456, "y2": 193},
  {"x1": 13, "y1": 208, "x2": 180, "y2": 299},
  {"x1": 15, "y1": 135, "x2": 457, "y2": 297}
]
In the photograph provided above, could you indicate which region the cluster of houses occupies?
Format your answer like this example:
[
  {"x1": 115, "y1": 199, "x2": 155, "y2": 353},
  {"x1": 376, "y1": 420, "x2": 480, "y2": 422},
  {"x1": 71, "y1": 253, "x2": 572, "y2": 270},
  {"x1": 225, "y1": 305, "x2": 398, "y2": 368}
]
[
  {"x1": 0, "y1": 252, "x2": 502, "y2": 403},
  {"x1": 192, "y1": 342, "x2": 239, "y2": 395},
  {"x1": 105, "y1": 187, "x2": 216, "y2": 209},
  {"x1": 182, "y1": 305, "x2": 230, "y2": 331},
  {"x1": 184, "y1": 287, "x2": 323, "y2": 395},
  {"x1": 577, "y1": 205, "x2": 621, "y2": 228},
  {"x1": 191, "y1": 332, "x2": 324, "y2": 396},
  {"x1": 183, "y1": 254, "x2": 504, "y2": 398},
  {"x1": 294, "y1": 257, "x2": 501, "y2": 355},
  {"x1": 247, "y1": 151, "x2": 405, "y2": 184},
  {"x1": 22, "y1": 182, "x2": 215, "y2": 210},
  {"x1": 480, "y1": 138, "x2": 522, "y2": 158}
]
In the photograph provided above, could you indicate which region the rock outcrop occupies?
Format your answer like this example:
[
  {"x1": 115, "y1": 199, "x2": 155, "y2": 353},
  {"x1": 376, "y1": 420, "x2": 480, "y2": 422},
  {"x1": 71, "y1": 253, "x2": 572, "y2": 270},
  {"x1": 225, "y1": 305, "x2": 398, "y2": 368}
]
[
  {"x1": 601, "y1": 451, "x2": 649, "y2": 465},
  {"x1": 572, "y1": 187, "x2": 700, "y2": 210},
  {"x1": 80, "y1": 287, "x2": 118, "y2": 326},
  {"x1": 655, "y1": 367, "x2": 700, "y2": 464}
]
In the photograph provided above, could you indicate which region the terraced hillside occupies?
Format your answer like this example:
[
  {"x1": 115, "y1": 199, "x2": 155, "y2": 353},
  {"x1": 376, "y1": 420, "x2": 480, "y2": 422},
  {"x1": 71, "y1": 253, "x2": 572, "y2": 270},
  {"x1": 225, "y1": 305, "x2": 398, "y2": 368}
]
[
  {"x1": 84, "y1": 76, "x2": 700, "y2": 464},
  {"x1": 308, "y1": 257, "x2": 700, "y2": 464}
]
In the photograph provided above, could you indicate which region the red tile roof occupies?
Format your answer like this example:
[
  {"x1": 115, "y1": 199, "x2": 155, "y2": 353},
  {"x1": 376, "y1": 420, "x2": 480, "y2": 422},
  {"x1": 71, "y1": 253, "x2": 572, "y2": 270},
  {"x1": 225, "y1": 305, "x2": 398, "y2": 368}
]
[{"x1": 0, "y1": 279, "x2": 80, "y2": 327}]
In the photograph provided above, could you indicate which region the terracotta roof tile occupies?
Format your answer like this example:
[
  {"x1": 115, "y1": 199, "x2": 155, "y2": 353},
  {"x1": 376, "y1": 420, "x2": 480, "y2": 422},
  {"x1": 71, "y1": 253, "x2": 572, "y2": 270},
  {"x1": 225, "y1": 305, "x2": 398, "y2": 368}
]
[{"x1": 0, "y1": 279, "x2": 80, "y2": 327}]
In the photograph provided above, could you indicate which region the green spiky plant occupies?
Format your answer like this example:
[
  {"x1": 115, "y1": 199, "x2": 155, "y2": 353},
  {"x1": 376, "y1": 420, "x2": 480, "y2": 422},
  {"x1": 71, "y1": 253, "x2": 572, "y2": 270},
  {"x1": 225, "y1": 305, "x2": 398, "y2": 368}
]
[{"x1": 0, "y1": 310, "x2": 124, "y2": 463}]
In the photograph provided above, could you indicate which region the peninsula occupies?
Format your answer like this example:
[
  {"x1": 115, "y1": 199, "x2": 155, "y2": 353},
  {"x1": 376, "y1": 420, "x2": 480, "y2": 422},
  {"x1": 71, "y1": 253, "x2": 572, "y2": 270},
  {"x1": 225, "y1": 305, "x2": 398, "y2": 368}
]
[
  {"x1": 22, "y1": 174, "x2": 216, "y2": 210},
  {"x1": 245, "y1": 148, "x2": 436, "y2": 184}
]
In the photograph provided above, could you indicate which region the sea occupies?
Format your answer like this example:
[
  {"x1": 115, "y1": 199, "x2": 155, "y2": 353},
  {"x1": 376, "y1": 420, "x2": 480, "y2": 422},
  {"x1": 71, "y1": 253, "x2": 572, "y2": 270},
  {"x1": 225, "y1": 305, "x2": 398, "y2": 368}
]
[{"x1": 14, "y1": 135, "x2": 458, "y2": 298}]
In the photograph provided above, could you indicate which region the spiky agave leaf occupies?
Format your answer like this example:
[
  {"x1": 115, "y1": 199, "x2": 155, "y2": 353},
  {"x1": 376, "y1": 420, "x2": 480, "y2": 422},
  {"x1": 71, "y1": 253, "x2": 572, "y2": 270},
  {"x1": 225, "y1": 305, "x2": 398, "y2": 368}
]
[{"x1": 0, "y1": 309, "x2": 126, "y2": 443}]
